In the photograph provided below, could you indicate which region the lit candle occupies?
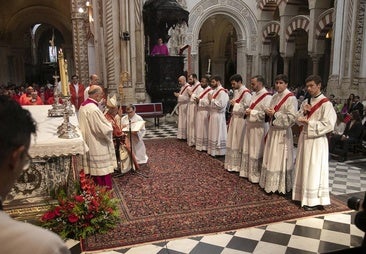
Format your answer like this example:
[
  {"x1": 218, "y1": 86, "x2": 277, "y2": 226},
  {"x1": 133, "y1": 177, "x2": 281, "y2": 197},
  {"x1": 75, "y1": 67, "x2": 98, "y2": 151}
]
[{"x1": 207, "y1": 58, "x2": 211, "y2": 74}]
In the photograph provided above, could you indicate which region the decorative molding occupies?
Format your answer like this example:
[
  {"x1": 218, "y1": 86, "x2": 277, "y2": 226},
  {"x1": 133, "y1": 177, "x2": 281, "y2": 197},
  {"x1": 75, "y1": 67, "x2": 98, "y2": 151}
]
[
  {"x1": 71, "y1": 0, "x2": 89, "y2": 86},
  {"x1": 285, "y1": 15, "x2": 310, "y2": 42},
  {"x1": 352, "y1": 0, "x2": 365, "y2": 84},
  {"x1": 187, "y1": 0, "x2": 257, "y2": 54},
  {"x1": 104, "y1": 0, "x2": 115, "y2": 87},
  {"x1": 315, "y1": 8, "x2": 334, "y2": 39},
  {"x1": 262, "y1": 21, "x2": 280, "y2": 44}
]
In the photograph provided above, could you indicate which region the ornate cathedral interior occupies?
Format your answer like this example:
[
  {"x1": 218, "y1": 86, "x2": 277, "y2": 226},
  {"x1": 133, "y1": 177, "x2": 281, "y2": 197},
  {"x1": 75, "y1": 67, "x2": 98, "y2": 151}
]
[{"x1": 0, "y1": 0, "x2": 366, "y2": 253}]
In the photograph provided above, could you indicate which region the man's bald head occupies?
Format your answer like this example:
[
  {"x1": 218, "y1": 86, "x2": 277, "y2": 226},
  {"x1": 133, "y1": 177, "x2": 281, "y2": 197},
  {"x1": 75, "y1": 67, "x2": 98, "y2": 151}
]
[
  {"x1": 178, "y1": 76, "x2": 186, "y2": 86},
  {"x1": 88, "y1": 85, "x2": 104, "y2": 102}
]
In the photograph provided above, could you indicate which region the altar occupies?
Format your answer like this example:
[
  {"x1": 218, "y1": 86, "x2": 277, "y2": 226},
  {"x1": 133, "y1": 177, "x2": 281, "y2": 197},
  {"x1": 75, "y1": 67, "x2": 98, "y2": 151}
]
[{"x1": 3, "y1": 105, "x2": 87, "y2": 219}]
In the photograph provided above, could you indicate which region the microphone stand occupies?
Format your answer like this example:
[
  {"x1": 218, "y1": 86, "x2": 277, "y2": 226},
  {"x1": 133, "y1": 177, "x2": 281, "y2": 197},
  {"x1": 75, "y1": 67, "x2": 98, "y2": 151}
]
[{"x1": 128, "y1": 119, "x2": 148, "y2": 178}]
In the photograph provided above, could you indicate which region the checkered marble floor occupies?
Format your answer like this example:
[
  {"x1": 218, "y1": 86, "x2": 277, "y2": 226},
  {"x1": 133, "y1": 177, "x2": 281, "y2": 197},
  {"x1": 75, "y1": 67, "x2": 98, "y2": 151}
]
[{"x1": 80, "y1": 121, "x2": 366, "y2": 254}]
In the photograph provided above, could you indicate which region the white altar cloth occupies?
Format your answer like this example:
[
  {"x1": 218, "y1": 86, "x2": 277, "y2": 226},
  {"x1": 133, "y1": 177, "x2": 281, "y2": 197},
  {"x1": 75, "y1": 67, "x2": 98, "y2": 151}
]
[{"x1": 23, "y1": 105, "x2": 88, "y2": 158}]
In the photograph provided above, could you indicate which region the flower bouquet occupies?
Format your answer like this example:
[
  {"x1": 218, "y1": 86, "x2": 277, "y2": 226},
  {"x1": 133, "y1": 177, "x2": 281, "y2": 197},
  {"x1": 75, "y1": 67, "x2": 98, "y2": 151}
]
[{"x1": 41, "y1": 170, "x2": 120, "y2": 240}]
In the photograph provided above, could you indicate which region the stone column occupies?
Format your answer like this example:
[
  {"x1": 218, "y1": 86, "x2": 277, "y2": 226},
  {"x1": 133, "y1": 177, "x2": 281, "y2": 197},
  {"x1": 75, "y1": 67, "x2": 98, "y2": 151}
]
[
  {"x1": 235, "y1": 39, "x2": 247, "y2": 80},
  {"x1": 132, "y1": 0, "x2": 146, "y2": 103},
  {"x1": 246, "y1": 55, "x2": 253, "y2": 83},
  {"x1": 261, "y1": 55, "x2": 269, "y2": 83},
  {"x1": 71, "y1": 0, "x2": 89, "y2": 86},
  {"x1": 310, "y1": 54, "x2": 321, "y2": 75},
  {"x1": 283, "y1": 57, "x2": 290, "y2": 76}
]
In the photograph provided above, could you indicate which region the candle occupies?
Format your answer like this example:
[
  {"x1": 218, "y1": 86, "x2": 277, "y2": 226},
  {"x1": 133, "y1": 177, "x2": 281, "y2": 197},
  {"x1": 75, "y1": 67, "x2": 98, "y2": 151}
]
[
  {"x1": 58, "y1": 49, "x2": 68, "y2": 96},
  {"x1": 207, "y1": 58, "x2": 211, "y2": 74}
]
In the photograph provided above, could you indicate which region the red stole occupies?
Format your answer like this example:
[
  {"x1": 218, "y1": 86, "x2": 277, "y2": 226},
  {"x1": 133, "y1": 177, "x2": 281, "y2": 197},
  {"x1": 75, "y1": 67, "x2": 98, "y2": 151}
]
[
  {"x1": 299, "y1": 97, "x2": 330, "y2": 133},
  {"x1": 212, "y1": 88, "x2": 227, "y2": 99},
  {"x1": 199, "y1": 87, "x2": 212, "y2": 99},
  {"x1": 249, "y1": 92, "x2": 271, "y2": 109},
  {"x1": 235, "y1": 89, "x2": 250, "y2": 103},
  {"x1": 180, "y1": 84, "x2": 189, "y2": 95},
  {"x1": 274, "y1": 93, "x2": 294, "y2": 112},
  {"x1": 191, "y1": 83, "x2": 201, "y2": 93},
  {"x1": 306, "y1": 98, "x2": 329, "y2": 119}
]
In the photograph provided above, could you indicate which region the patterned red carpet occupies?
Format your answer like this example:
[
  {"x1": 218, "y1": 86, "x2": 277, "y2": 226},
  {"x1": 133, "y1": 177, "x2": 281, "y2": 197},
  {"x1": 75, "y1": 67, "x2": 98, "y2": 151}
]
[{"x1": 82, "y1": 138, "x2": 349, "y2": 251}]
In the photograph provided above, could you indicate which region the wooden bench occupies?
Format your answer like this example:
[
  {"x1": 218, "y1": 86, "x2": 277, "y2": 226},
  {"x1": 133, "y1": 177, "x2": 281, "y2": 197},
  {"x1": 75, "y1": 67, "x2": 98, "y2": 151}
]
[{"x1": 122, "y1": 102, "x2": 164, "y2": 127}]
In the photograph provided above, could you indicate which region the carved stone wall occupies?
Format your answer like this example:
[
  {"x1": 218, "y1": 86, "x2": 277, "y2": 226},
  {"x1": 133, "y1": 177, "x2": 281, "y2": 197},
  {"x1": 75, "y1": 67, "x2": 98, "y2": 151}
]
[
  {"x1": 71, "y1": 0, "x2": 89, "y2": 85},
  {"x1": 352, "y1": 0, "x2": 365, "y2": 87}
]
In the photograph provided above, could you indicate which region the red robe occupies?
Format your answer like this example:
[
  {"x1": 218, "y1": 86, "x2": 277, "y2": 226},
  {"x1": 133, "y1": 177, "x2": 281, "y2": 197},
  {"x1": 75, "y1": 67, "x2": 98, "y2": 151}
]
[{"x1": 69, "y1": 83, "x2": 85, "y2": 110}]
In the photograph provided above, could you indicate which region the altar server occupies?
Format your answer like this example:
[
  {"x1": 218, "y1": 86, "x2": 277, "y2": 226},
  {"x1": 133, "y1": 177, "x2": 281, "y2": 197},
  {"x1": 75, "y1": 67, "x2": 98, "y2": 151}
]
[
  {"x1": 259, "y1": 74, "x2": 297, "y2": 194},
  {"x1": 207, "y1": 75, "x2": 229, "y2": 156},
  {"x1": 224, "y1": 74, "x2": 251, "y2": 172},
  {"x1": 292, "y1": 75, "x2": 336, "y2": 211},
  {"x1": 195, "y1": 76, "x2": 212, "y2": 151},
  {"x1": 240, "y1": 75, "x2": 272, "y2": 183},
  {"x1": 174, "y1": 76, "x2": 190, "y2": 140},
  {"x1": 120, "y1": 104, "x2": 148, "y2": 164}
]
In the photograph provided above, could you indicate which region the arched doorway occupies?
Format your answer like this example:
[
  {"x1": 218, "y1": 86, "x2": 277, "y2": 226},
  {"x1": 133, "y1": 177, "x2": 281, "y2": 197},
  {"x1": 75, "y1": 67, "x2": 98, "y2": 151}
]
[
  {"x1": 25, "y1": 24, "x2": 65, "y2": 85},
  {"x1": 186, "y1": 0, "x2": 258, "y2": 85},
  {"x1": 289, "y1": 30, "x2": 309, "y2": 87},
  {"x1": 198, "y1": 15, "x2": 237, "y2": 88},
  {"x1": 0, "y1": 2, "x2": 72, "y2": 86}
]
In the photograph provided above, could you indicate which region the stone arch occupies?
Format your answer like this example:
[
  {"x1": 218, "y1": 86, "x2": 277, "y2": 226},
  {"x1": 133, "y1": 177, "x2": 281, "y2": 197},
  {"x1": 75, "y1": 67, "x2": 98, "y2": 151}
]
[
  {"x1": 257, "y1": 0, "x2": 282, "y2": 12},
  {"x1": 285, "y1": 15, "x2": 310, "y2": 42},
  {"x1": 315, "y1": 8, "x2": 334, "y2": 39},
  {"x1": 262, "y1": 21, "x2": 280, "y2": 44},
  {"x1": 186, "y1": 0, "x2": 257, "y2": 77},
  {"x1": 186, "y1": 0, "x2": 257, "y2": 54},
  {"x1": 5, "y1": 6, "x2": 72, "y2": 44}
]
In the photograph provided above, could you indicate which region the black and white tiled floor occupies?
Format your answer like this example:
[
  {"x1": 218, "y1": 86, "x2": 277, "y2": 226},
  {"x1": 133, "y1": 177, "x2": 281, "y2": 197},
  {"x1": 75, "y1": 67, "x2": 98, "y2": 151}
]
[{"x1": 82, "y1": 120, "x2": 366, "y2": 254}]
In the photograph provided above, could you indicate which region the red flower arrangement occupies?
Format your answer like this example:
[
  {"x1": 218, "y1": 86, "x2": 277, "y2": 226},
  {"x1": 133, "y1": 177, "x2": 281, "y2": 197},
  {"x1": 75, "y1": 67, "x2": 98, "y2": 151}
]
[{"x1": 41, "y1": 170, "x2": 120, "y2": 239}]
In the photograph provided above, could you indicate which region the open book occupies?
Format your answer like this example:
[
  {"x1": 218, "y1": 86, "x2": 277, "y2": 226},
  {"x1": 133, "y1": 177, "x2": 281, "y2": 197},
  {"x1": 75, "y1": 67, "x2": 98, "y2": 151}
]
[{"x1": 122, "y1": 120, "x2": 146, "y2": 132}]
